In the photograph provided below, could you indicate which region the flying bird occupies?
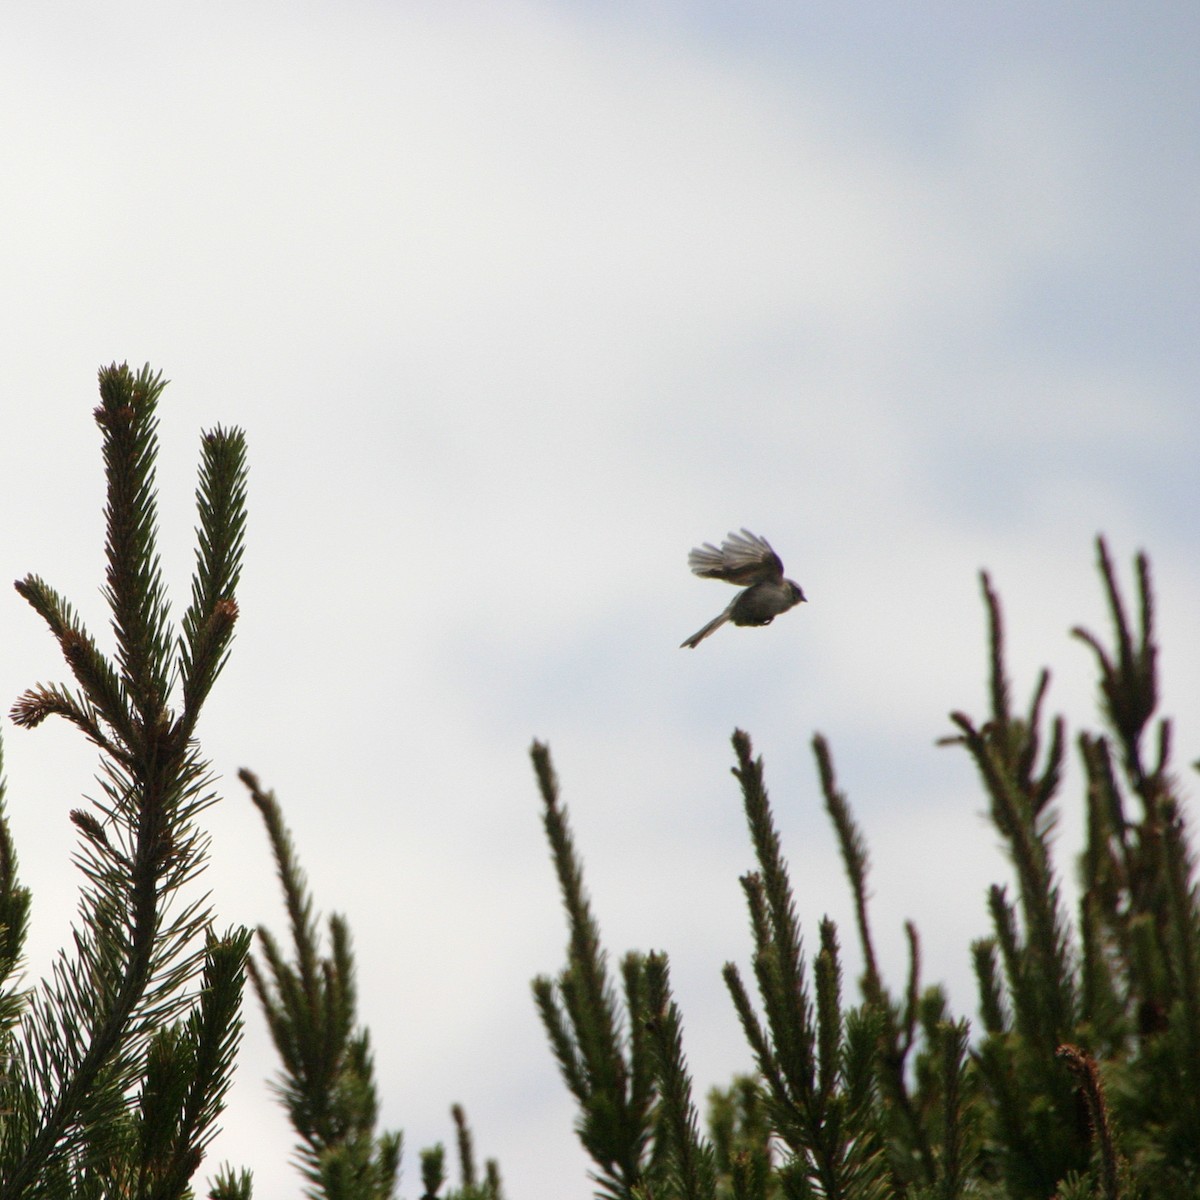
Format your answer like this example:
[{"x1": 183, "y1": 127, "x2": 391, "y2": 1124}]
[{"x1": 680, "y1": 529, "x2": 806, "y2": 649}]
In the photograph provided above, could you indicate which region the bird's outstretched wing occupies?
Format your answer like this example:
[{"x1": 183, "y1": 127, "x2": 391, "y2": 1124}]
[{"x1": 687, "y1": 529, "x2": 784, "y2": 585}]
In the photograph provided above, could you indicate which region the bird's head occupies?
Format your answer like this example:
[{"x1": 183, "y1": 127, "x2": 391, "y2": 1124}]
[{"x1": 788, "y1": 581, "x2": 807, "y2": 604}]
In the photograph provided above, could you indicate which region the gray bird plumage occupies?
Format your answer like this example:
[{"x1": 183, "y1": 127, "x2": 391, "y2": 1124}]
[{"x1": 680, "y1": 529, "x2": 806, "y2": 649}]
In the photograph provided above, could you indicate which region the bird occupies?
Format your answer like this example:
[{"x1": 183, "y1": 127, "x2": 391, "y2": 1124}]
[{"x1": 680, "y1": 529, "x2": 806, "y2": 649}]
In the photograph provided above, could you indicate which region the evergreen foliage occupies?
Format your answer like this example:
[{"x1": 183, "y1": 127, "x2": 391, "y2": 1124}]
[
  {"x1": 3, "y1": 366, "x2": 1199, "y2": 1199},
  {"x1": 241, "y1": 770, "x2": 504, "y2": 1200},
  {"x1": 0, "y1": 365, "x2": 503, "y2": 1198},
  {"x1": 530, "y1": 743, "x2": 662, "y2": 1200},
  {"x1": 643, "y1": 953, "x2": 719, "y2": 1200},
  {"x1": 0, "y1": 363, "x2": 251, "y2": 1199},
  {"x1": 534, "y1": 538, "x2": 1200, "y2": 1200},
  {"x1": 238, "y1": 768, "x2": 402, "y2": 1200}
]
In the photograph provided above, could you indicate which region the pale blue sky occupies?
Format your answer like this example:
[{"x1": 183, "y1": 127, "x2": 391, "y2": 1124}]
[{"x1": 2, "y1": 3, "x2": 1198, "y2": 1197}]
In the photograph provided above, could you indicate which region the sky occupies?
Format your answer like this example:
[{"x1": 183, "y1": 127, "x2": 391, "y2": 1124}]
[{"x1": 2, "y1": 1, "x2": 1199, "y2": 1196}]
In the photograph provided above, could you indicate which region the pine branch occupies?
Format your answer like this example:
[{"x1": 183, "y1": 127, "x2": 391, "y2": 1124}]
[
  {"x1": 208, "y1": 1164, "x2": 255, "y2": 1200},
  {"x1": 729, "y1": 731, "x2": 816, "y2": 1130},
  {"x1": 241, "y1": 769, "x2": 401, "y2": 1200},
  {"x1": 948, "y1": 575, "x2": 1078, "y2": 1058},
  {"x1": 1, "y1": 364, "x2": 251, "y2": 1199},
  {"x1": 1072, "y1": 537, "x2": 1159, "y2": 796},
  {"x1": 726, "y1": 732, "x2": 894, "y2": 1200},
  {"x1": 95, "y1": 363, "x2": 175, "y2": 730},
  {"x1": 644, "y1": 953, "x2": 718, "y2": 1200},
  {"x1": 178, "y1": 427, "x2": 247, "y2": 740},
  {"x1": 451, "y1": 1103, "x2": 477, "y2": 1190},
  {"x1": 931, "y1": 1019, "x2": 974, "y2": 1200},
  {"x1": 134, "y1": 929, "x2": 252, "y2": 1200},
  {"x1": 1159, "y1": 798, "x2": 1200, "y2": 1151},
  {"x1": 529, "y1": 740, "x2": 654, "y2": 1198},
  {"x1": 10, "y1": 576, "x2": 135, "y2": 757},
  {"x1": 0, "y1": 734, "x2": 31, "y2": 1009},
  {"x1": 812, "y1": 736, "x2": 880, "y2": 1006},
  {"x1": 813, "y1": 735, "x2": 943, "y2": 1187},
  {"x1": 1056, "y1": 1045, "x2": 1121, "y2": 1200},
  {"x1": 443, "y1": 1105, "x2": 504, "y2": 1200}
]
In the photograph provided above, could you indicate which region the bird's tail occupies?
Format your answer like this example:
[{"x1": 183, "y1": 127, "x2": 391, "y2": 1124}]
[{"x1": 680, "y1": 611, "x2": 730, "y2": 649}]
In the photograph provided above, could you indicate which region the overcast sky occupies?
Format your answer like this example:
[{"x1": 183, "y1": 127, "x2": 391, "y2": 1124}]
[{"x1": 3, "y1": 2, "x2": 1198, "y2": 1197}]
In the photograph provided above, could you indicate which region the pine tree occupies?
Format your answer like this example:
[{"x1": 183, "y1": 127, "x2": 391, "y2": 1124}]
[
  {"x1": 534, "y1": 538, "x2": 1200, "y2": 1200},
  {"x1": 0, "y1": 363, "x2": 252, "y2": 1199}
]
